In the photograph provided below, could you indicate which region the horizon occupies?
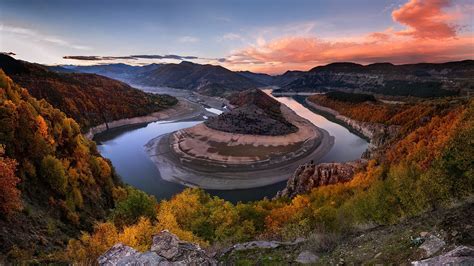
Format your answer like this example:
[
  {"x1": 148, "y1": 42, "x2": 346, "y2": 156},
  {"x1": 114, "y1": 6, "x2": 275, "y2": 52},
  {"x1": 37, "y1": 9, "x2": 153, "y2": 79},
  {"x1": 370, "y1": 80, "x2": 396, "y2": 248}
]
[
  {"x1": 1, "y1": 0, "x2": 473, "y2": 74},
  {"x1": 42, "y1": 57, "x2": 474, "y2": 76}
]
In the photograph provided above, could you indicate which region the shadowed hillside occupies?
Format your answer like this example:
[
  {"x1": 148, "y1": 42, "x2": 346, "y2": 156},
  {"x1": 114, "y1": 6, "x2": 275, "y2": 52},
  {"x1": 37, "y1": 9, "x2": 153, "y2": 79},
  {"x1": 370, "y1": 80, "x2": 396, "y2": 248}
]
[
  {"x1": 0, "y1": 71, "x2": 126, "y2": 259},
  {"x1": 0, "y1": 55, "x2": 177, "y2": 130},
  {"x1": 275, "y1": 61, "x2": 474, "y2": 98}
]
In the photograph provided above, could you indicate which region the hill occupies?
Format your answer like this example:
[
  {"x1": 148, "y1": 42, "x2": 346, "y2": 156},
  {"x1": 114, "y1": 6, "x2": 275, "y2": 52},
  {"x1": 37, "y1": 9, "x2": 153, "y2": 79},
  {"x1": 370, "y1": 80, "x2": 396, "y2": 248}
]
[
  {"x1": 275, "y1": 60, "x2": 474, "y2": 98},
  {"x1": 0, "y1": 55, "x2": 177, "y2": 130},
  {"x1": 57, "y1": 61, "x2": 263, "y2": 97},
  {"x1": 132, "y1": 61, "x2": 263, "y2": 96},
  {"x1": 204, "y1": 89, "x2": 298, "y2": 135},
  {"x1": 53, "y1": 63, "x2": 162, "y2": 83},
  {"x1": 0, "y1": 70, "x2": 124, "y2": 260}
]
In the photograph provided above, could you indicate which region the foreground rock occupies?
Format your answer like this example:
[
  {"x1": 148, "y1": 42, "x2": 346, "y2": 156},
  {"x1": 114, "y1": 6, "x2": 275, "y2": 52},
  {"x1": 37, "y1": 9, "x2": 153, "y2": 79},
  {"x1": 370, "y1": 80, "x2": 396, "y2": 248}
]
[
  {"x1": 221, "y1": 238, "x2": 305, "y2": 256},
  {"x1": 418, "y1": 235, "x2": 446, "y2": 258},
  {"x1": 276, "y1": 160, "x2": 366, "y2": 199},
  {"x1": 98, "y1": 230, "x2": 216, "y2": 265},
  {"x1": 412, "y1": 246, "x2": 474, "y2": 265},
  {"x1": 295, "y1": 250, "x2": 319, "y2": 264}
]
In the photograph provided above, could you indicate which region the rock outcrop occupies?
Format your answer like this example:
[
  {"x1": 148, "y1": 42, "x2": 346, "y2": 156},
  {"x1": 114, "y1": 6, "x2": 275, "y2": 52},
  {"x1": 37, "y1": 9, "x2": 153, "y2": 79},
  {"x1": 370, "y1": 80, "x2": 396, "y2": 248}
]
[
  {"x1": 98, "y1": 230, "x2": 216, "y2": 265},
  {"x1": 220, "y1": 238, "x2": 305, "y2": 256},
  {"x1": 418, "y1": 235, "x2": 446, "y2": 258},
  {"x1": 412, "y1": 246, "x2": 474, "y2": 265},
  {"x1": 276, "y1": 160, "x2": 366, "y2": 199}
]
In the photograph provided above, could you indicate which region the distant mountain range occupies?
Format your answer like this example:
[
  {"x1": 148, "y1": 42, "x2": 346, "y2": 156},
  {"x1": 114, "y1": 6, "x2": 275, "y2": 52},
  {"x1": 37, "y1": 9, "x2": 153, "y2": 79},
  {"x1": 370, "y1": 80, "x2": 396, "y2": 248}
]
[
  {"x1": 56, "y1": 61, "x2": 263, "y2": 97},
  {"x1": 53, "y1": 60, "x2": 474, "y2": 98},
  {"x1": 0, "y1": 54, "x2": 177, "y2": 130},
  {"x1": 275, "y1": 61, "x2": 474, "y2": 98}
]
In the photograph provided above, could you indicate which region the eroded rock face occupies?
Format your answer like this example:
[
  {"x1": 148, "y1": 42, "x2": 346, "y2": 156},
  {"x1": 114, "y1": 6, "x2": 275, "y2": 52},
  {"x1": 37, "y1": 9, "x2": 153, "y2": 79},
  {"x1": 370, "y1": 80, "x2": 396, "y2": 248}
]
[
  {"x1": 276, "y1": 161, "x2": 366, "y2": 199},
  {"x1": 98, "y1": 230, "x2": 216, "y2": 265}
]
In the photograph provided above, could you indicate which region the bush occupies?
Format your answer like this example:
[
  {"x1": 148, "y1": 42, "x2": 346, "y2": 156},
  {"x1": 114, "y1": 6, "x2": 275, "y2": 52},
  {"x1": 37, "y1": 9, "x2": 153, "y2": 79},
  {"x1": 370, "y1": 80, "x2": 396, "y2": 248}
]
[
  {"x1": 0, "y1": 146, "x2": 22, "y2": 217},
  {"x1": 110, "y1": 187, "x2": 157, "y2": 227},
  {"x1": 40, "y1": 155, "x2": 67, "y2": 194}
]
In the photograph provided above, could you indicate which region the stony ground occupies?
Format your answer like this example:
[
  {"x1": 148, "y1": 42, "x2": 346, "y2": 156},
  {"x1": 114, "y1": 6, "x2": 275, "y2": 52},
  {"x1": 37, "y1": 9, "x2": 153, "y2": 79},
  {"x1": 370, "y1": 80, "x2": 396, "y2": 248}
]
[{"x1": 219, "y1": 200, "x2": 474, "y2": 265}]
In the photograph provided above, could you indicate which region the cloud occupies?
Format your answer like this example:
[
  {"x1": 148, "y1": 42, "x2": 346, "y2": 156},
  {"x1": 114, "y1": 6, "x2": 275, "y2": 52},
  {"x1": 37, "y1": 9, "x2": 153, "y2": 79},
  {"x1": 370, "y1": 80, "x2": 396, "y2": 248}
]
[
  {"x1": 392, "y1": 0, "x2": 458, "y2": 39},
  {"x1": 64, "y1": 54, "x2": 210, "y2": 62},
  {"x1": 0, "y1": 24, "x2": 90, "y2": 50},
  {"x1": 178, "y1": 36, "x2": 199, "y2": 43},
  {"x1": 223, "y1": 0, "x2": 473, "y2": 74},
  {"x1": 221, "y1": 33, "x2": 243, "y2": 41}
]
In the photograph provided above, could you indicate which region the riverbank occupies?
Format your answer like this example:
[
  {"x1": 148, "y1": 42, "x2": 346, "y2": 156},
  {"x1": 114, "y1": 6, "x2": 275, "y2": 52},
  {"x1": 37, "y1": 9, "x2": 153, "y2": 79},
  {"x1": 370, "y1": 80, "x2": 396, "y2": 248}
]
[
  {"x1": 304, "y1": 98, "x2": 400, "y2": 150},
  {"x1": 145, "y1": 104, "x2": 335, "y2": 190},
  {"x1": 85, "y1": 98, "x2": 211, "y2": 139}
]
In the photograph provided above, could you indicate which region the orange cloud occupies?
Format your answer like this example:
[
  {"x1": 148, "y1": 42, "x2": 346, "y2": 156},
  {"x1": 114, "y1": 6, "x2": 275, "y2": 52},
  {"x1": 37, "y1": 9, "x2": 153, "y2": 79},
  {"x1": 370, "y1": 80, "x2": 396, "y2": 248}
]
[
  {"x1": 392, "y1": 0, "x2": 458, "y2": 39},
  {"x1": 224, "y1": 0, "x2": 473, "y2": 74}
]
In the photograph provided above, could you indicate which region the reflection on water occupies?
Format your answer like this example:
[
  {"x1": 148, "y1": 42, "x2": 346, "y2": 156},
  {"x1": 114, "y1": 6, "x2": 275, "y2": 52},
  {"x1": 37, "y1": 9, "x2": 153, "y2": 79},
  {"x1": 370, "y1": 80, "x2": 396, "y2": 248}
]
[{"x1": 95, "y1": 96, "x2": 368, "y2": 203}]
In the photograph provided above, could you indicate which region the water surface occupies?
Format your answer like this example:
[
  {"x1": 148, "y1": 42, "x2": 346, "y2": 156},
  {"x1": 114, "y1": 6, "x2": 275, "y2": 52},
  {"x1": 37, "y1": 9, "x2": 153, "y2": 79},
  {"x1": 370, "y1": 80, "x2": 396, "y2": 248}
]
[{"x1": 95, "y1": 95, "x2": 368, "y2": 203}]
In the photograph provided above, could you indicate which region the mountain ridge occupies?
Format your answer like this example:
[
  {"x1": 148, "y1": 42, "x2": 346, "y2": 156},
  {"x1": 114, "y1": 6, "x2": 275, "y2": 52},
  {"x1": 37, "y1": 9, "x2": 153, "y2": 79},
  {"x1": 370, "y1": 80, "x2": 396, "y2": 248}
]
[
  {"x1": 53, "y1": 59, "x2": 474, "y2": 98},
  {"x1": 0, "y1": 55, "x2": 177, "y2": 130}
]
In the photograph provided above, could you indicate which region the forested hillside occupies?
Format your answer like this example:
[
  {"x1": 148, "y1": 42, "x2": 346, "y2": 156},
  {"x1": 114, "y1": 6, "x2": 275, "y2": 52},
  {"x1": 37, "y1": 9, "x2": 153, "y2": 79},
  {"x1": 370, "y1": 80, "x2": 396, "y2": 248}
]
[
  {"x1": 0, "y1": 71, "x2": 140, "y2": 261},
  {"x1": 0, "y1": 55, "x2": 177, "y2": 131},
  {"x1": 66, "y1": 92, "x2": 473, "y2": 263}
]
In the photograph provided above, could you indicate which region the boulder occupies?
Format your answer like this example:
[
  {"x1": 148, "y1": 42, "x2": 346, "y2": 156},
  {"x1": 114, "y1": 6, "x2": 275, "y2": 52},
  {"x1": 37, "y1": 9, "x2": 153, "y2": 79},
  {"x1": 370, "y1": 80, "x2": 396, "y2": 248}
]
[
  {"x1": 98, "y1": 244, "x2": 140, "y2": 265},
  {"x1": 412, "y1": 245, "x2": 474, "y2": 265},
  {"x1": 295, "y1": 250, "x2": 319, "y2": 264},
  {"x1": 151, "y1": 230, "x2": 215, "y2": 264},
  {"x1": 418, "y1": 235, "x2": 446, "y2": 258},
  {"x1": 98, "y1": 230, "x2": 216, "y2": 265}
]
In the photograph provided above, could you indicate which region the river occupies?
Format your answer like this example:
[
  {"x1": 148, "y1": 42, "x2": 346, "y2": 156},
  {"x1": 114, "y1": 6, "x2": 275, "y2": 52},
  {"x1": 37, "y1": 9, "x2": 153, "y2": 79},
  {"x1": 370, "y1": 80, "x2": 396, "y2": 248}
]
[{"x1": 94, "y1": 94, "x2": 368, "y2": 203}]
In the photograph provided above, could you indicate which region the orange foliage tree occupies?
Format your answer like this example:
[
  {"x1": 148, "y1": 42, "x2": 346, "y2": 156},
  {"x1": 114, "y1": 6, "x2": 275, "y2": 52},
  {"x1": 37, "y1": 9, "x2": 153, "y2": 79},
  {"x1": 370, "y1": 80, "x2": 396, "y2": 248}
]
[{"x1": 0, "y1": 145, "x2": 22, "y2": 216}]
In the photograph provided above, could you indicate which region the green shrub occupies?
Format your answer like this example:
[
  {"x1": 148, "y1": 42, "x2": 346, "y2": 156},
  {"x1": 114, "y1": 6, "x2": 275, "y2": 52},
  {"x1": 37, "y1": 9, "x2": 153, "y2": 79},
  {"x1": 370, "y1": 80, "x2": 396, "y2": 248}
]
[
  {"x1": 40, "y1": 155, "x2": 67, "y2": 194},
  {"x1": 110, "y1": 186, "x2": 157, "y2": 227}
]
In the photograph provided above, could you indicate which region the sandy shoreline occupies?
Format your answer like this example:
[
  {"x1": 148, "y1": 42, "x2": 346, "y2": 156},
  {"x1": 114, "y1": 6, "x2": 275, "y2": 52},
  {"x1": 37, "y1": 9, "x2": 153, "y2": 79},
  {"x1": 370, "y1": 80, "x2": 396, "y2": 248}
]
[
  {"x1": 145, "y1": 103, "x2": 335, "y2": 190},
  {"x1": 145, "y1": 128, "x2": 333, "y2": 190}
]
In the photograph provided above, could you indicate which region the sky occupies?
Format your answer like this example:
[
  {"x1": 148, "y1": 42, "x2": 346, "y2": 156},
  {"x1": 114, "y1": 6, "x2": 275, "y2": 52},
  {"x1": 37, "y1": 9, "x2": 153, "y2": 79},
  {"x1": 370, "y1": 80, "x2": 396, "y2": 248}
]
[{"x1": 0, "y1": 0, "x2": 473, "y2": 74}]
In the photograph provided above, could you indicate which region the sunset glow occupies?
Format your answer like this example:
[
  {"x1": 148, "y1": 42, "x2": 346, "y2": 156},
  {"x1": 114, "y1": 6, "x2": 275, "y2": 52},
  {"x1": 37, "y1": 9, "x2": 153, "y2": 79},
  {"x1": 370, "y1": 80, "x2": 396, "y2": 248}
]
[{"x1": 1, "y1": 0, "x2": 473, "y2": 73}]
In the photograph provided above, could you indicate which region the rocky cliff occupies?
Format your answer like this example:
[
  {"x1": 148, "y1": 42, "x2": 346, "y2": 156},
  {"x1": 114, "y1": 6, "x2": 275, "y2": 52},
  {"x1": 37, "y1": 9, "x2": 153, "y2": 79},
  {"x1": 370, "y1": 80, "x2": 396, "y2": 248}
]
[
  {"x1": 98, "y1": 230, "x2": 216, "y2": 265},
  {"x1": 276, "y1": 160, "x2": 366, "y2": 199}
]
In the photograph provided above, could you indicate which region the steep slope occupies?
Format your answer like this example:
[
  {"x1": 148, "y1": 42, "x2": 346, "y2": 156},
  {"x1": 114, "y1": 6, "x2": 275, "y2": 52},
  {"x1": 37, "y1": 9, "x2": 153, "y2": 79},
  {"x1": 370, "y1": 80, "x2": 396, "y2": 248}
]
[
  {"x1": 277, "y1": 61, "x2": 474, "y2": 97},
  {"x1": 0, "y1": 55, "x2": 177, "y2": 130},
  {"x1": 0, "y1": 71, "x2": 123, "y2": 260}
]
